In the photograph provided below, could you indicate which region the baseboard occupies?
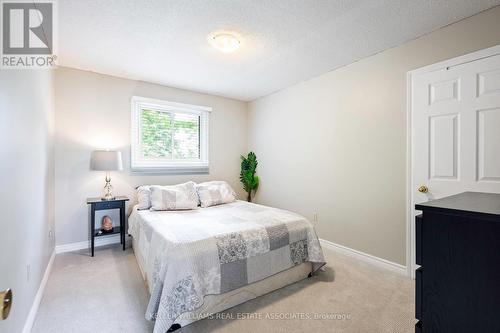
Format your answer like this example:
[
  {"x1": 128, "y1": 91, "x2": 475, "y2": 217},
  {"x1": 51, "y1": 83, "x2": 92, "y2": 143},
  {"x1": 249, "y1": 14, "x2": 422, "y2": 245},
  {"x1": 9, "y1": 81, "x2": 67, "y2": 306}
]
[
  {"x1": 55, "y1": 234, "x2": 121, "y2": 254},
  {"x1": 56, "y1": 237, "x2": 406, "y2": 275},
  {"x1": 22, "y1": 250, "x2": 55, "y2": 333},
  {"x1": 319, "y1": 239, "x2": 408, "y2": 276}
]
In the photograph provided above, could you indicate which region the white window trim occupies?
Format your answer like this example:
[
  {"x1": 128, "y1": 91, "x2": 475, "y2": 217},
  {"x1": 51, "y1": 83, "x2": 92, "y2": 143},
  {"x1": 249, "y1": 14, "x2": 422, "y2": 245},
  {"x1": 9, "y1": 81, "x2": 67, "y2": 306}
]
[{"x1": 131, "y1": 96, "x2": 211, "y2": 174}]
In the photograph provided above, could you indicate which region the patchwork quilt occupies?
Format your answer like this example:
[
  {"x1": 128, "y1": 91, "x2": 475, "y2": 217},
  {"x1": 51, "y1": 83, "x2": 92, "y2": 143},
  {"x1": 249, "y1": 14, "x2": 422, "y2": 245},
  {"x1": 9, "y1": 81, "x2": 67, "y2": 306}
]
[{"x1": 128, "y1": 200, "x2": 325, "y2": 333}]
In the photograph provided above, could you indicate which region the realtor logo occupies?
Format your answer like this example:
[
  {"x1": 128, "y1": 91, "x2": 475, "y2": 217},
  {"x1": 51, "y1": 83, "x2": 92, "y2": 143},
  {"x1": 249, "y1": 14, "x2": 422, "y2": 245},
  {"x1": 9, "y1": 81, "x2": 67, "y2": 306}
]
[{"x1": 1, "y1": 0, "x2": 57, "y2": 68}]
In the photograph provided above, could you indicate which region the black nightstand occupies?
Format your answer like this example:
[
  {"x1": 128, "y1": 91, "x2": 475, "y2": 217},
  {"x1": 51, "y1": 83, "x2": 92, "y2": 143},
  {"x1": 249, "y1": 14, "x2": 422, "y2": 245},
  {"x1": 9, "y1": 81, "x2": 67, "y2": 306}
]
[{"x1": 86, "y1": 196, "x2": 129, "y2": 257}]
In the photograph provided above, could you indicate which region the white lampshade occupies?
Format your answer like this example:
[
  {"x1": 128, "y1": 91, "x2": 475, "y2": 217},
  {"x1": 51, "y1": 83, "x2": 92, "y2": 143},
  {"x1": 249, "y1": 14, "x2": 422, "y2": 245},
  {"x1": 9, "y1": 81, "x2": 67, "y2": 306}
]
[{"x1": 90, "y1": 150, "x2": 123, "y2": 171}]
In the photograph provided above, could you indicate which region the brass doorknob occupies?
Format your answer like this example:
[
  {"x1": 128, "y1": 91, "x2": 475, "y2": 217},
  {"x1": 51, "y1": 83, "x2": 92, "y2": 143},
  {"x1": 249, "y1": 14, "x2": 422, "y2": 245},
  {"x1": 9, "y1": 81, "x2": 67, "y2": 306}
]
[
  {"x1": 418, "y1": 185, "x2": 429, "y2": 193},
  {"x1": 0, "y1": 289, "x2": 12, "y2": 320}
]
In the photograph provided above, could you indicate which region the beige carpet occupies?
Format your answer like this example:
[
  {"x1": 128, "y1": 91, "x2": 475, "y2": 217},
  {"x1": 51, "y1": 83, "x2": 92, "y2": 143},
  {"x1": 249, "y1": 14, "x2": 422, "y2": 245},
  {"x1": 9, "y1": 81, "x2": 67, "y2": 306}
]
[{"x1": 32, "y1": 243, "x2": 415, "y2": 333}]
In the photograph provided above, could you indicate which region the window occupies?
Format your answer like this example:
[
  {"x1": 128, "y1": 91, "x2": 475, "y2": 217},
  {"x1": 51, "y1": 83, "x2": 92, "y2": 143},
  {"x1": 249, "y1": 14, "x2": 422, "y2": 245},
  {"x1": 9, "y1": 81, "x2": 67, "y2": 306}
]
[{"x1": 131, "y1": 96, "x2": 210, "y2": 173}]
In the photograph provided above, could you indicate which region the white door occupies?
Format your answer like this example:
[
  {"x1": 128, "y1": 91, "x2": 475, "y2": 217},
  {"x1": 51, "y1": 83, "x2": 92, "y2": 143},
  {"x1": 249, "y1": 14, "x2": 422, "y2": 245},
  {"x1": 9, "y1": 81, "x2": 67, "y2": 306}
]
[{"x1": 411, "y1": 50, "x2": 500, "y2": 272}]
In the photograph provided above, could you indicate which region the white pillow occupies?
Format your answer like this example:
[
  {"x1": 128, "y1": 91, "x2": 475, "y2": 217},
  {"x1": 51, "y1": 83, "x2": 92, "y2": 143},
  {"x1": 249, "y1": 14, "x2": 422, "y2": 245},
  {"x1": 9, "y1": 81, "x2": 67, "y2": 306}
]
[
  {"x1": 136, "y1": 186, "x2": 152, "y2": 210},
  {"x1": 196, "y1": 181, "x2": 236, "y2": 208},
  {"x1": 150, "y1": 182, "x2": 199, "y2": 211}
]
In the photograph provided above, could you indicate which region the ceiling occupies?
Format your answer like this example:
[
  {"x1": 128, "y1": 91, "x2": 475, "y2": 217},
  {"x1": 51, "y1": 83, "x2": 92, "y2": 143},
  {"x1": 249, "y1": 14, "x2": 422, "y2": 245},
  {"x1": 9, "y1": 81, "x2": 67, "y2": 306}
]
[{"x1": 58, "y1": 0, "x2": 500, "y2": 101}]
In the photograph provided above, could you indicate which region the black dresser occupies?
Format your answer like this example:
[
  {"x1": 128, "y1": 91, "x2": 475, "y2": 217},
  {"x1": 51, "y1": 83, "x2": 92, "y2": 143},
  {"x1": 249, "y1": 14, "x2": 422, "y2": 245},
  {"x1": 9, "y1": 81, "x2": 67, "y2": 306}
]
[{"x1": 415, "y1": 192, "x2": 500, "y2": 333}]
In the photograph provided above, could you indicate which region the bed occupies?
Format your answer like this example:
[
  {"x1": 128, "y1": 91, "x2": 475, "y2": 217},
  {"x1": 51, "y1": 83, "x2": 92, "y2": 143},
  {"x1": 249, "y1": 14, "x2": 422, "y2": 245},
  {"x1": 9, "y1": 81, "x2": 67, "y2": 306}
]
[{"x1": 128, "y1": 200, "x2": 325, "y2": 333}]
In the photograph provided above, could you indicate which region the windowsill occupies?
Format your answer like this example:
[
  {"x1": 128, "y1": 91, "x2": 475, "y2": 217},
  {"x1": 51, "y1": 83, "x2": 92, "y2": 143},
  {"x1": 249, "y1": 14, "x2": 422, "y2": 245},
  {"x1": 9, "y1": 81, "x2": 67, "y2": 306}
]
[{"x1": 130, "y1": 166, "x2": 209, "y2": 175}]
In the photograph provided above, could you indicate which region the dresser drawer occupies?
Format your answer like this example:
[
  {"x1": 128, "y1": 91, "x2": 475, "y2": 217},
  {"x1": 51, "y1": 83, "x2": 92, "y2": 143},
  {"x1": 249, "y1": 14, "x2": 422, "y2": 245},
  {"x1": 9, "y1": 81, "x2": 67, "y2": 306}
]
[
  {"x1": 415, "y1": 267, "x2": 422, "y2": 320},
  {"x1": 93, "y1": 200, "x2": 123, "y2": 210},
  {"x1": 415, "y1": 214, "x2": 422, "y2": 266}
]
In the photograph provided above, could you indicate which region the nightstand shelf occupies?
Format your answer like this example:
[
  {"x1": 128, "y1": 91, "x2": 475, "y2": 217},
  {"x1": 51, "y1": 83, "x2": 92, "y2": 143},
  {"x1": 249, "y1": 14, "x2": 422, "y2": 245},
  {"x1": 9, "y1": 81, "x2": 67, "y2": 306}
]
[
  {"x1": 86, "y1": 196, "x2": 129, "y2": 257},
  {"x1": 93, "y1": 226, "x2": 122, "y2": 237}
]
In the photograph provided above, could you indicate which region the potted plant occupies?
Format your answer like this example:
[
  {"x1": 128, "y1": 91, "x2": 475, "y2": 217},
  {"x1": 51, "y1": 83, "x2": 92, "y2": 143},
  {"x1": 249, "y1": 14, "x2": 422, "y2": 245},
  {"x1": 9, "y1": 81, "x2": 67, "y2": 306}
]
[{"x1": 240, "y1": 152, "x2": 259, "y2": 202}]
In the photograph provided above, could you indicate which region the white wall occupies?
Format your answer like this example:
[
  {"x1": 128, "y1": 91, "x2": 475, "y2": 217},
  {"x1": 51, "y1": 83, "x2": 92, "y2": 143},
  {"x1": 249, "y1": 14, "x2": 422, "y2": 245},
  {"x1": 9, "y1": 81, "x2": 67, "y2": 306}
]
[
  {"x1": 248, "y1": 6, "x2": 500, "y2": 265},
  {"x1": 0, "y1": 70, "x2": 55, "y2": 332},
  {"x1": 54, "y1": 67, "x2": 248, "y2": 246}
]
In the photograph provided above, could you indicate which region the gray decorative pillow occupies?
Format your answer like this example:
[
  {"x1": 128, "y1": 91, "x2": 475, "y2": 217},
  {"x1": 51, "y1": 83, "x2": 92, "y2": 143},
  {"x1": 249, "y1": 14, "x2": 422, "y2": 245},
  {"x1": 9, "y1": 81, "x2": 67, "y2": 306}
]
[
  {"x1": 196, "y1": 181, "x2": 236, "y2": 208},
  {"x1": 150, "y1": 182, "x2": 199, "y2": 211}
]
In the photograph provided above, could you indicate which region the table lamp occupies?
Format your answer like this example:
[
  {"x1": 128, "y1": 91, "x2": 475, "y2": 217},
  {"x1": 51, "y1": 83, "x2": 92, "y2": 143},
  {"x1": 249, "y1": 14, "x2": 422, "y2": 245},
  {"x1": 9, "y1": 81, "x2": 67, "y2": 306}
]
[{"x1": 90, "y1": 150, "x2": 123, "y2": 200}]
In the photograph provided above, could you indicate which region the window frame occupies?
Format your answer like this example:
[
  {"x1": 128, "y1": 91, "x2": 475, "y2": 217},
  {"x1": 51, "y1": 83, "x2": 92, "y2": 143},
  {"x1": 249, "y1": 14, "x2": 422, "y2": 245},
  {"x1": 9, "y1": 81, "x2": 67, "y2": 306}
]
[{"x1": 131, "y1": 96, "x2": 210, "y2": 174}]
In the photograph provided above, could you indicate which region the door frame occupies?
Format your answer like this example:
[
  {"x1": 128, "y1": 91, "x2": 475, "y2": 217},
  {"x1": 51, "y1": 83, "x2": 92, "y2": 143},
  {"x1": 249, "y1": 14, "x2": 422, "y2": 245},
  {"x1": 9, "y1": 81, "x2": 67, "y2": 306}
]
[{"x1": 406, "y1": 44, "x2": 500, "y2": 278}]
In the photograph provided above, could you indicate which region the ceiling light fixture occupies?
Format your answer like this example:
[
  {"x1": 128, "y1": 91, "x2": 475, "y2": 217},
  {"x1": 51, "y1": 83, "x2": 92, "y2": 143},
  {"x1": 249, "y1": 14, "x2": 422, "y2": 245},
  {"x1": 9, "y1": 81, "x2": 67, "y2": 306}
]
[{"x1": 208, "y1": 32, "x2": 241, "y2": 53}]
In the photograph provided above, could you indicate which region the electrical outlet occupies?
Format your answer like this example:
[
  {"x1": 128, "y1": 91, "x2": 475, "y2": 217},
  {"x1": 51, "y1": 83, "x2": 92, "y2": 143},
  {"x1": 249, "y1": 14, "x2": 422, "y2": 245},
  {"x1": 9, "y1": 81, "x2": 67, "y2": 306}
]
[
  {"x1": 313, "y1": 212, "x2": 318, "y2": 223},
  {"x1": 26, "y1": 264, "x2": 30, "y2": 283}
]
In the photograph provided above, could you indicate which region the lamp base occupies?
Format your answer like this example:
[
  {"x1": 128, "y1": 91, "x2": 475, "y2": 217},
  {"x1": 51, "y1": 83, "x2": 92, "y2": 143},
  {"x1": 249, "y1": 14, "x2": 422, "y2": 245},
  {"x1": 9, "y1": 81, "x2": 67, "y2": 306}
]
[{"x1": 102, "y1": 173, "x2": 115, "y2": 201}]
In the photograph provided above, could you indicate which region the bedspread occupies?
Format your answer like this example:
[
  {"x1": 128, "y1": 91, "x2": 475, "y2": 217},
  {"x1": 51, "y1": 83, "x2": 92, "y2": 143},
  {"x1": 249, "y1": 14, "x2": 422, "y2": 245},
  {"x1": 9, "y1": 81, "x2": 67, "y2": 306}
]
[{"x1": 128, "y1": 200, "x2": 325, "y2": 333}]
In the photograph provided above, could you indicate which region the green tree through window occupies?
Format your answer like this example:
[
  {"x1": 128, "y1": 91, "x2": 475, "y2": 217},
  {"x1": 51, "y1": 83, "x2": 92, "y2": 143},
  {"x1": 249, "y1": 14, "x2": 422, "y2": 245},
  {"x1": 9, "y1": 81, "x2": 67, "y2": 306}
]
[{"x1": 140, "y1": 109, "x2": 200, "y2": 160}]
